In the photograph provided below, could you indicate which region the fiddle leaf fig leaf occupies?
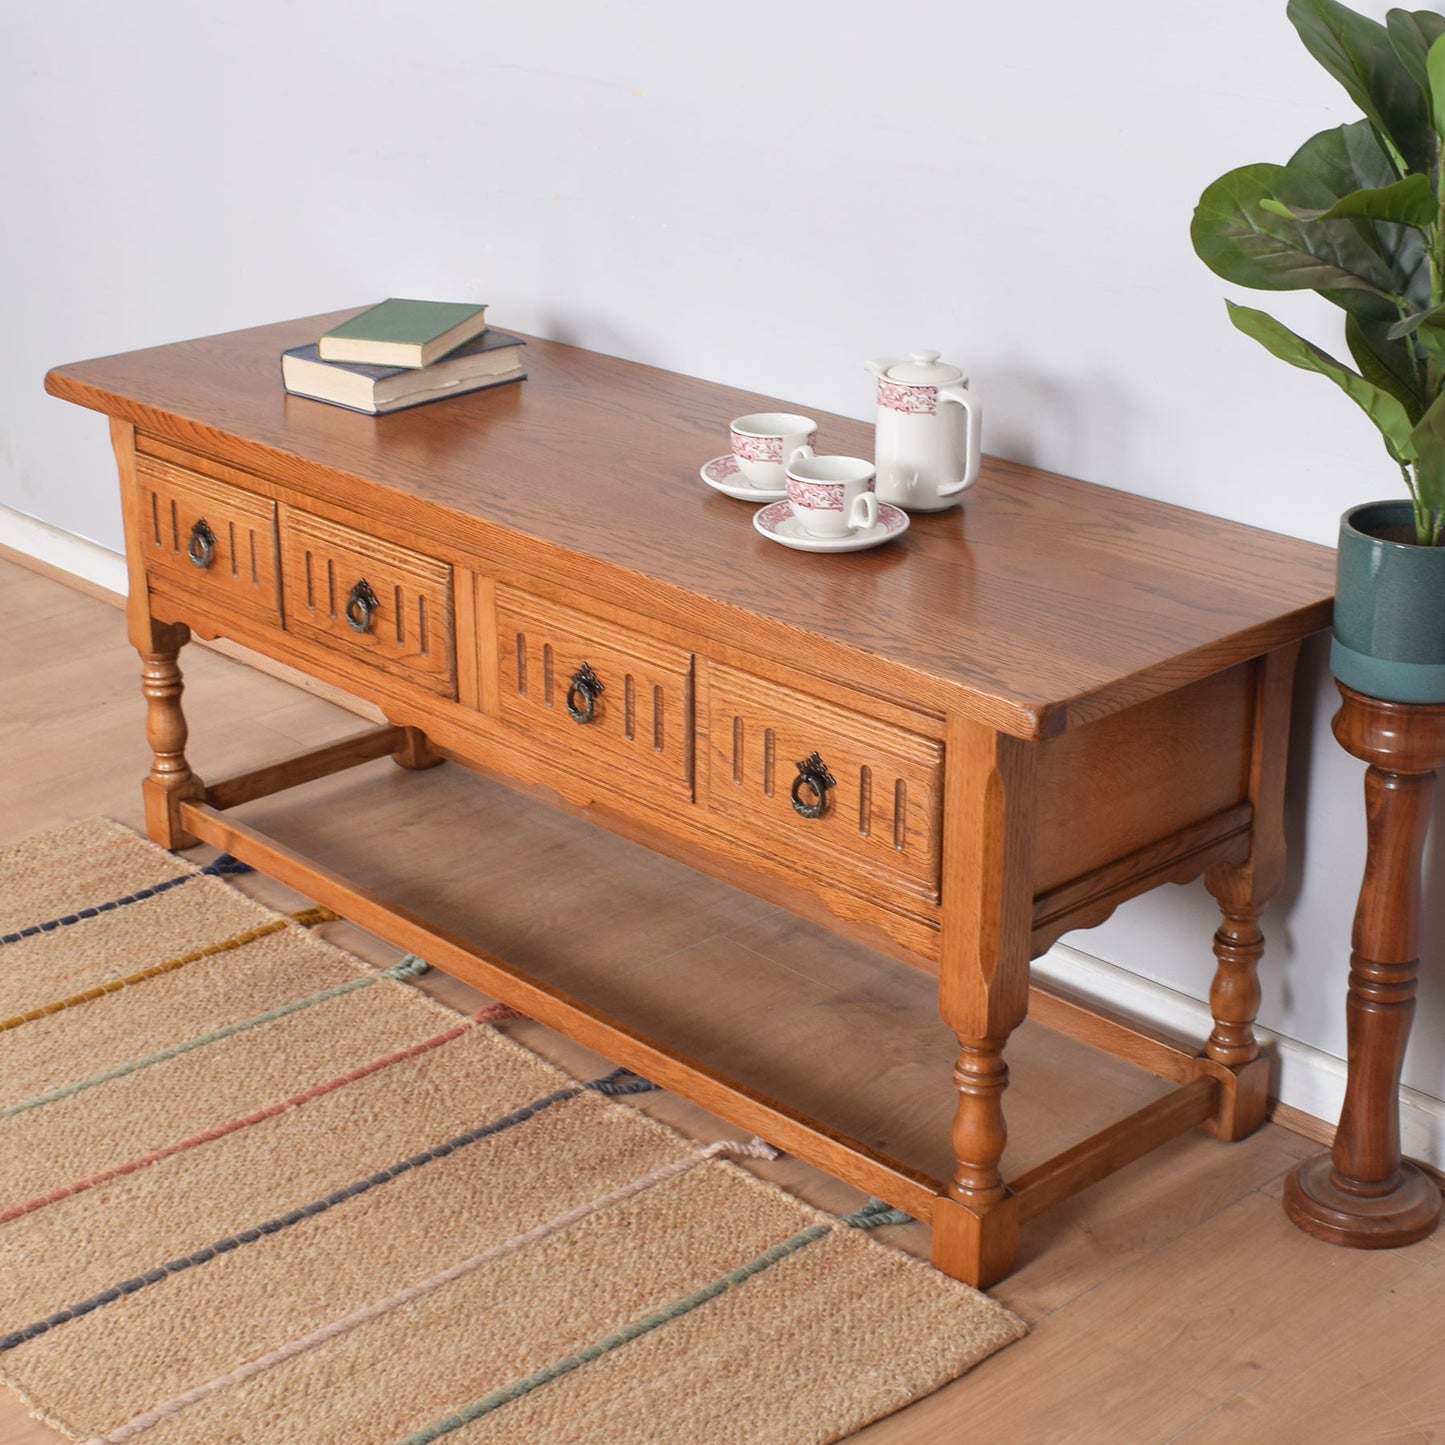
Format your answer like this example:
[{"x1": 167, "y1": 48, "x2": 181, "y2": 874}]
[
  {"x1": 1284, "y1": 118, "x2": 1397, "y2": 199},
  {"x1": 1346, "y1": 305, "x2": 1428, "y2": 420},
  {"x1": 1265, "y1": 171, "x2": 1437, "y2": 226},
  {"x1": 1288, "y1": 0, "x2": 1432, "y2": 173},
  {"x1": 1427, "y1": 33, "x2": 1445, "y2": 147},
  {"x1": 1283, "y1": 121, "x2": 1433, "y2": 310},
  {"x1": 1192, "y1": 163, "x2": 1399, "y2": 295},
  {"x1": 1406, "y1": 311, "x2": 1445, "y2": 379},
  {"x1": 1226, "y1": 301, "x2": 1419, "y2": 462},
  {"x1": 1408, "y1": 394, "x2": 1445, "y2": 523},
  {"x1": 1386, "y1": 9, "x2": 1445, "y2": 94},
  {"x1": 1385, "y1": 301, "x2": 1445, "y2": 338}
]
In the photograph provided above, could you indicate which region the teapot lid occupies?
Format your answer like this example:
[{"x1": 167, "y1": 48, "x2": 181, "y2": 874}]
[{"x1": 879, "y1": 350, "x2": 964, "y2": 386}]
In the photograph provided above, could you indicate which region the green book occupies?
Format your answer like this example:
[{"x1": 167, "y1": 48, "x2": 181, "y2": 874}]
[{"x1": 318, "y1": 298, "x2": 489, "y2": 369}]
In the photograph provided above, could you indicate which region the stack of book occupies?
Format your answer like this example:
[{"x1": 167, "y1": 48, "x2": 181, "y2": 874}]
[{"x1": 281, "y1": 298, "x2": 526, "y2": 414}]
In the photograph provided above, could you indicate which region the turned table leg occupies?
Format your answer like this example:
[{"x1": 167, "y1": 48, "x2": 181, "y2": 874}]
[
  {"x1": 1197, "y1": 645, "x2": 1301, "y2": 1140},
  {"x1": 1284, "y1": 684, "x2": 1445, "y2": 1248},
  {"x1": 932, "y1": 719, "x2": 1033, "y2": 1288},
  {"x1": 139, "y1": 622, "x2": 206, "y2": 850},
  {"x1": 932, "y1": 1032, "x2": 1023, "y2": 1289},
  {"x1": 1204, "y1": 898, "x2": 1265, "y2": 1070}
]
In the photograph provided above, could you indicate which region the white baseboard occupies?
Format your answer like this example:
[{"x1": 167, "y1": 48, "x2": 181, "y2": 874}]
[
  {"x1": 2, "y1": 508, "x2": 382, "y2": 721},
  {"x1": 8, "y1": 509, "x2": 1443, "y2": 1171},
  {"x1": 1035, "y1": 942, "x2": 1445, "y2": 1172},
  {"x1": 0, "y1": 504, "x2": 126, "y2": 597}
]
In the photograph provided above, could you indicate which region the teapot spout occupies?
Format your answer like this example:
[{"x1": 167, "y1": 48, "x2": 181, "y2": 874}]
[{"x1": 866, "y1": 357, "x2": 898, "y2": 379}]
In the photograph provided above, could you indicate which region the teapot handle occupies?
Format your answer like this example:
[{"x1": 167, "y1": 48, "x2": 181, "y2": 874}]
[{"x1": 936, "y1": 385, "x2": 982, "y2": 496}]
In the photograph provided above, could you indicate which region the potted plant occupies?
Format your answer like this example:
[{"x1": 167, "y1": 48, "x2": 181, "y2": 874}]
[{"x1": 1192, "y1": 0, "x2": 1445, "y2": 703}]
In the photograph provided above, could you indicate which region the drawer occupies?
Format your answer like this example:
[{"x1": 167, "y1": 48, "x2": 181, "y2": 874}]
[
  {"x1": 492, "y1": 584, "x2": 693, "y2": 805},
  {"x1": 279, "y1": 506, "x2": 456, "y2": 697},
  {"x1": 698, "y1": 660, "x2": 944, "y2": 913},
  {"x1": 135, "y1": 454, "x2": 281, "y2": 623}
]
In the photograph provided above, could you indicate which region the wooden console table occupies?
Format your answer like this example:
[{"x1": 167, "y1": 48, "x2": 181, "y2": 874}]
[{"x1": 45, "y1": 313, "x2": 1336, "y2": 1286}]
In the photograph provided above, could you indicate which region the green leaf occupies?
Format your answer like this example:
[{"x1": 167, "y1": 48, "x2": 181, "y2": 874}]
[
  {"x1": 1386, "y1": 9, "x2": 1445, "y2": 94},
  {"x1": 1226, "y1": 300, "x2": 1419, "y2": 461},
  {"x1": 1407, "y1": 310, "x2": 1445, "y2": 379},
  {"x1": 1280, "y1": 122, "x2": 1433, "y2": 310},
  {"x1": 1386, "y1": 300, "x2": 1445, "y2": 337},
  {"x1": 1346, "y1": 302, "x2": 1428, "y2": 419},
  {"x1": 1267, "y1": 171, "x2": 1438, "y2": 225},
  {"x1": 1288, "y1": 0, "x2": 1432, "y2": 173},
  {"x1": 1427, "y1": 33, "x2": 1445, "y2": 144},
  {"x1": 1192, "y1": 162, "x2": 1399, "y2": 295},
  {"x1": 1408, "y1": 391, "x2": 1445, "y2": 525}
]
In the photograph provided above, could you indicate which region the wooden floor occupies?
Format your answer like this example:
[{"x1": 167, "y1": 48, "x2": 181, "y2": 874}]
[{"x1": 2, "y1": 552, "x2": 1443, "y2": 1444}]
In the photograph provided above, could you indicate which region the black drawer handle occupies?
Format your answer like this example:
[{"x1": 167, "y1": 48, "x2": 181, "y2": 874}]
[
  {"x1": 566, "y1": 662, "x2": 605, "y2": 723},
  {"x1": 791, "y1": 752, "x2": 835, "y2": 819},
  {"x1": 345, "y1": 578, "x2": 380, "y2": 634},
  {"x1": 187, "y1": 518, "x2": 217, "y2": 570}
]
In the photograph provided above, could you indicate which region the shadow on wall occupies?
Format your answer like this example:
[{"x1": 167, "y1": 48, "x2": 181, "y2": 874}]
[
  {"x1": 980, "y1": 361, "x2": 1139, "y2": 492},
  {"x1": 1272, "y1": 634, "x2": 1331, "y2": 974},
  {"x1": 1410, "y1": 741, "x2": 1445, "y2": 1102}
]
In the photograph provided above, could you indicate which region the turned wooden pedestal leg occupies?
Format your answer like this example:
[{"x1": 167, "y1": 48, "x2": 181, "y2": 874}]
[
  {"x1": 1284, "y1": 685, "x2": 1445, "y2": 1248},
  {"x1": 138, "y1": 622, "x2": 206, "y2": 850}
]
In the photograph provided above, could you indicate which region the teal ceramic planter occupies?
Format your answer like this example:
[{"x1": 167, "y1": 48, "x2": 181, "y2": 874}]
[{"x1": 1330, "y1": 500, "x2": 1445, "y2": 704}]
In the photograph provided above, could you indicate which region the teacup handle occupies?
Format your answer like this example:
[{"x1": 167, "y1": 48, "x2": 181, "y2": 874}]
[
  {"x1": 848, "y1": 491, "x2": 880, "y2": 532},
  {"x1": 787, "y1": 444, "x2": 815, "y2": 467},
  {"x1": 936, "y1": 385, "x2": 982, "y2": 496}
]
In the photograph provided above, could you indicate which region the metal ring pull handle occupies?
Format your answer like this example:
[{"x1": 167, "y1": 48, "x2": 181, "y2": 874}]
[
  {"x1": 791, "y1": 751, "x2": 836, "y2": 819},
  {"x1": 187, "y1": 518, "x2": 217, "y2": 570},
  {"x1": 345, "y1": 578, "x2": 380, "y2": 634},
  {"x1": 566, "y1": 662, "x2": 605, "y2": 724}
]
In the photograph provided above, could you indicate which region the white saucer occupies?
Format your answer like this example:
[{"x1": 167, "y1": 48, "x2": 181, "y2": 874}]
[
  {"x1": 699, "y1": 454, "x2": 787, "y2": 502},
  {"x1": 752, "y1": 500, "x2": 910, "y2": 552}
]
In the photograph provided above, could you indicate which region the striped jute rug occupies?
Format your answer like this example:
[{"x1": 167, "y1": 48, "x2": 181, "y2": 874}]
[{"x1": 0, "y1": 818, "x2": 1025, "y2": 1444}]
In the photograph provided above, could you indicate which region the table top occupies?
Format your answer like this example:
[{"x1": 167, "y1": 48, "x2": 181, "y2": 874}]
[{"x1": 46, "y1": 310, "x2": 1336, "y2": 738}]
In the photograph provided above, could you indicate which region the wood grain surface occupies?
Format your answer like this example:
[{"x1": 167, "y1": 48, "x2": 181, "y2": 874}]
[{"x1": 46, "y1": 311, "x2": 1336, "y2": 738}]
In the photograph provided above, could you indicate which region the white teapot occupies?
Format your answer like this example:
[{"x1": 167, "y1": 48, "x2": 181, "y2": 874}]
[{"x1": 865, "y1": 350, "x2": 981, "y2": 511}]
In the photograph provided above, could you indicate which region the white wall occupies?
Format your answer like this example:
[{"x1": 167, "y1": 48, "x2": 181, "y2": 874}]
[{"x1": 4, "y1": 0, "x2": 1441, "y2": 1147}]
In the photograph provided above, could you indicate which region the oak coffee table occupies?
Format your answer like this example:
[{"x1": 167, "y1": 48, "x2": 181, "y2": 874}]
[{"x1": 45, "y1": 312, "x2": 1336, "y2": 1286}]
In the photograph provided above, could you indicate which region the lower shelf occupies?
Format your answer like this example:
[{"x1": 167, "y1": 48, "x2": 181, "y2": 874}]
[{"x1": 167, "y1": 740, "x2": 1241, "y2": 1281}]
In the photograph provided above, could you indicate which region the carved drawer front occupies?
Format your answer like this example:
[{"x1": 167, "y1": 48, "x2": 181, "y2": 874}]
[
  {"x1": 699, "y1": 661, "x2": 944, "y2": 914},
  {"x1": 278, "y1": 506, "x2": 456, "y2": 697},
  {"x1": 493, "y1": 584, "x2": 693, "y2": 804},
  {"x1": 135, "y1": 454, "x2": 280, "y2": 623}
]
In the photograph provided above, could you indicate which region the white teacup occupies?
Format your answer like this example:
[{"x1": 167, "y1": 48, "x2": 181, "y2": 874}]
[
  {"x1": 730, "y1": 412, "x2": 818, "y2": 488},
  {"x1": 785, "y1": 448, "x2": 880, "y2": 538}
]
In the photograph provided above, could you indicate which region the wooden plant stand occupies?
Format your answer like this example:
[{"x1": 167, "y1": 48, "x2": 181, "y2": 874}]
[{"x1": 1285, "y1": 684, "x2": 1445, "y2": 1248}]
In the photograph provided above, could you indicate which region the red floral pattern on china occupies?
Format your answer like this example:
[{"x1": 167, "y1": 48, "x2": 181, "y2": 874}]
[
  {"x1": 705, "y1": 455, "x2": 741, "y2": 479},
  {"x1": 731, "y1": 431, "x2": 784, "y2": 462},
  {"x1": 787, "y1": 479, "x2": 850, "y2": 510},
  {"x1": 877, "y1": 380, "x2": 938, "y2": 415}
]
